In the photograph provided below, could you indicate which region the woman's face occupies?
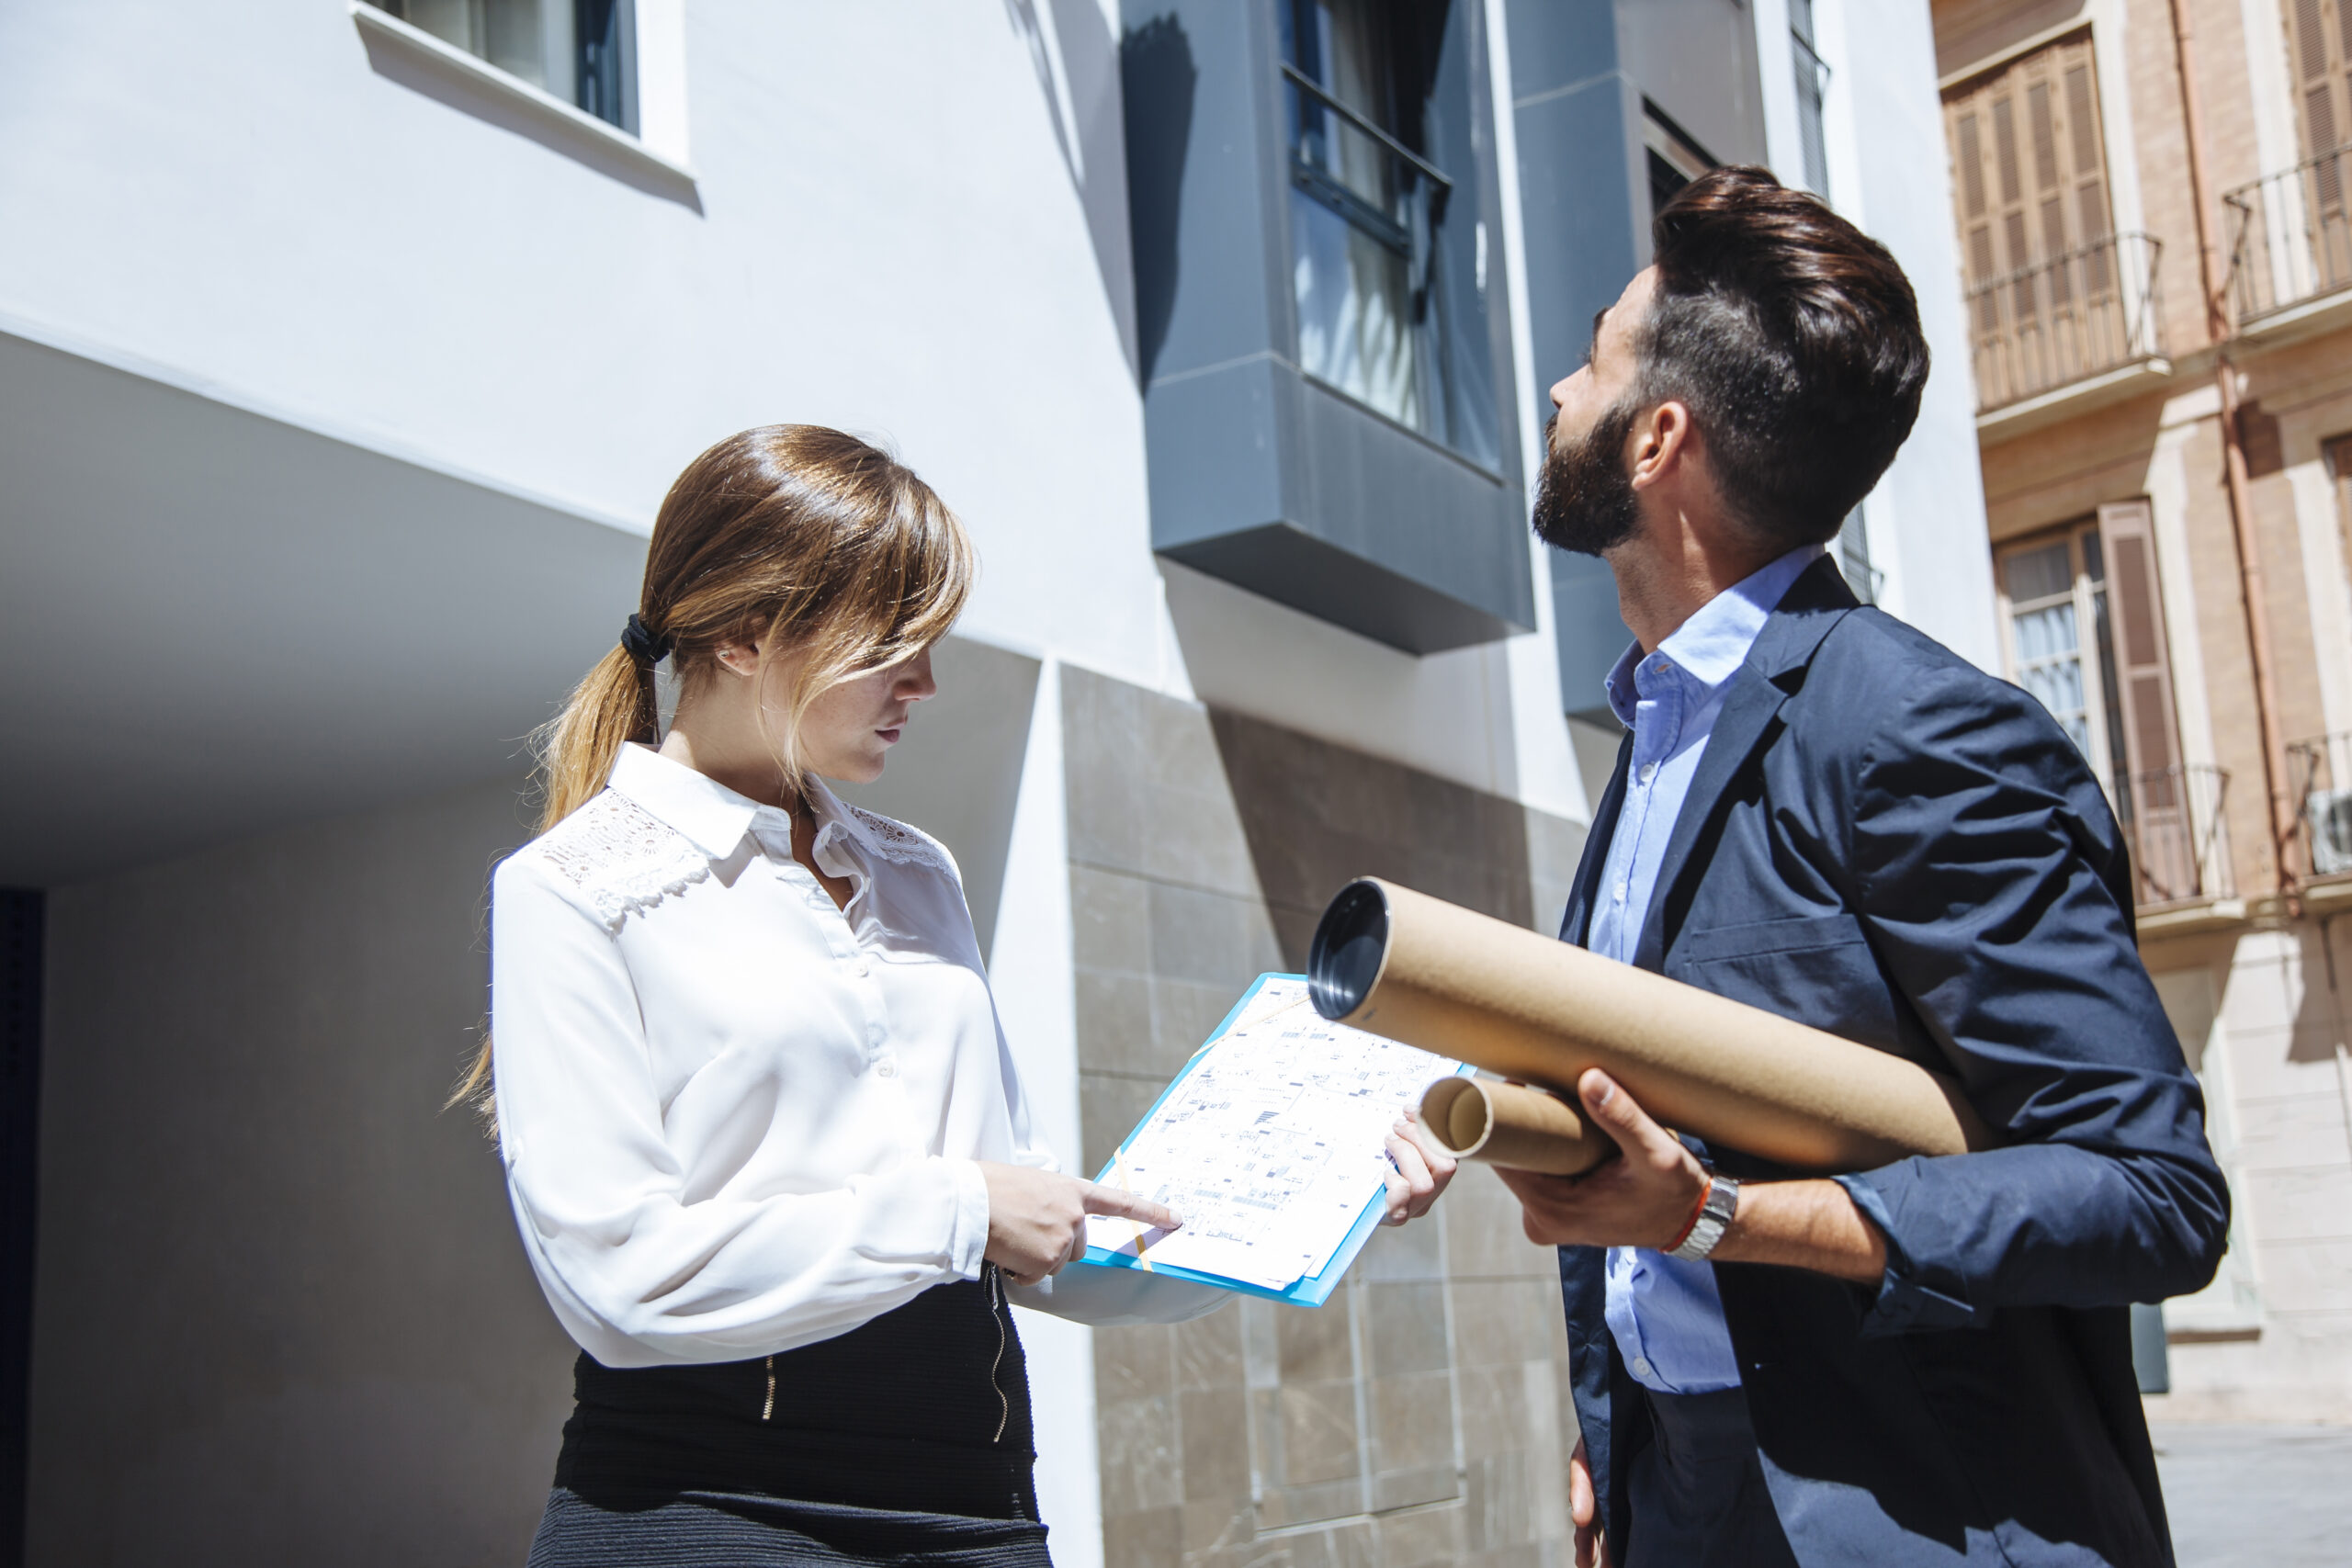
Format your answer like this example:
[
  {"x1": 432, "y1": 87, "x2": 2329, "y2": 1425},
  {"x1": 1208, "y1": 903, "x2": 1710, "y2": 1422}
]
[{"x1": 783, "y1": 647, "x2": 938, "y2": 784}]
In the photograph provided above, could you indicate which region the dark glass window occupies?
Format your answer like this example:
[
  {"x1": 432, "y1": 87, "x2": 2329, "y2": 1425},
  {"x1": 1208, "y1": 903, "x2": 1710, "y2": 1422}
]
[
  {"x1": 1791, "y1": 0, "x2": 1831, "y2": 195},
  {"x1": 1643, "y1": 106, "x2": 1712, "y2": 219},
  {"x1": 1279, "y1": 1, "x2": 1498, "y2": 468},
  {"x1": 368, "y1": 0, "x2": 637, "y2": 132}
]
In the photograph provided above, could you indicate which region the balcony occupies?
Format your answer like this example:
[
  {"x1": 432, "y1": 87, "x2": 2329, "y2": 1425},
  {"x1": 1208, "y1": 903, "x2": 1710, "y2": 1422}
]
[
  {"x1": 1968, "y1": 232, "x2": 2168, "y2": 433},
  {"x1": 2288, "y1": 733, "x2": 2352, "y2": 902},
  {"x1": 2121, "y1": 763, "x2": 2236, "y2": 914},
  {"x1": 2223, "y1": 145, "x2": 2352, "y2": 337}
]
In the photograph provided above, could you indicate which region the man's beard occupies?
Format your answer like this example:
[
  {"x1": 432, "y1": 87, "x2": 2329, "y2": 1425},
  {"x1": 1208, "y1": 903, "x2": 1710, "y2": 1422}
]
[{"x1": 1531, "y1": 397, "x2": 1641, "y2": 556}]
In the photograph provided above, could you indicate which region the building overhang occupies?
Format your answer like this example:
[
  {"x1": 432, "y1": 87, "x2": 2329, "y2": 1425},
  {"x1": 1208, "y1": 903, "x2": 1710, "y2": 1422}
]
[{"x1": 0, "y1": 323, "x2": 647, "y2": 886}]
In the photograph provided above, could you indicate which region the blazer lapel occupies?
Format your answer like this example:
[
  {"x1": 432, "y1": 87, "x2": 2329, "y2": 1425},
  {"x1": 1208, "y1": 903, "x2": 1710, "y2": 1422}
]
[
  {"x1": 1631, "y1": 558, "x2": 1861, "y2": 972},
  {"x1": 1561, "y1": 730, "x2": 1634, "y2": 947}
]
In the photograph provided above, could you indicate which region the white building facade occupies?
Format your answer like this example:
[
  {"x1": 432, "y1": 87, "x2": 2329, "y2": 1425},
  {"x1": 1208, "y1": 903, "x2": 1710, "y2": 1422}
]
[{"x1": 0, "y1": 4, "x2": 1989, "y2": 1563}]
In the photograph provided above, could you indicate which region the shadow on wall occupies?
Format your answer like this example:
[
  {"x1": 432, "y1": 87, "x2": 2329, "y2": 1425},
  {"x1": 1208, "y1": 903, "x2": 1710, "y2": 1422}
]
[
  {"x1": 1003, "y1": 0, "x2": 1144, "y2": 378},
  {"x1": 1208, "y1": 708, "x2": 1559, "y2": 964},
  {"x1": 1119, "y1": 15, "x2": 1196, "y2": 388},
  {"x1": 831, "y1": 636, "x2": 1042, "y2": 963},
  {"x1": 2288, "y1": 916, "x2": 2352, "y2": 1066}
]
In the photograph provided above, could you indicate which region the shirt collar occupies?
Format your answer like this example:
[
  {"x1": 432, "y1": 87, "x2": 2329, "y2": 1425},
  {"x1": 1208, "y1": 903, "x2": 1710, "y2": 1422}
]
[
  {"x1": 605, "y1": 744, "x2": 888, "y2": 870},
  {"x1": 1602, "y1": 544, "x2": 1826, "y2": 726},
  {"x1": 605, "y1": 743, "x2": 767, "y2": 860}
]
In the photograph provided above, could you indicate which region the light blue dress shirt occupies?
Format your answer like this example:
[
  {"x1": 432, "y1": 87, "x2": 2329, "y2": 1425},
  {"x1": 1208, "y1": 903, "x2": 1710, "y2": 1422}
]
[{"x1": 1589, "y1": 543, "x2": 1825, "y2": 1395}]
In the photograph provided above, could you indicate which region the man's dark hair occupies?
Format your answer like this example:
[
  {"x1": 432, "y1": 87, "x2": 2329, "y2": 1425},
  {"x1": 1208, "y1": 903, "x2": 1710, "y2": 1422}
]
[{"x1": 1637, "y1": 166, "x2": 1929, "y2": 548}]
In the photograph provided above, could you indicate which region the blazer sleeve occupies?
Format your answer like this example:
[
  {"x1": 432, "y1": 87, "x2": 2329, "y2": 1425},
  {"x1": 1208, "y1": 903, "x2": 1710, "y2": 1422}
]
[{"x1": 1830, "y1": 663, "x2": 2230, "y2": 1335}]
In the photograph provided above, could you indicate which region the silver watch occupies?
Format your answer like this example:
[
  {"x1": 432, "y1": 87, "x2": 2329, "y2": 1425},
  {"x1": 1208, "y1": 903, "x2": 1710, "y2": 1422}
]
[{"x1": 1668, "y1": 1172, "x2": 1740, "y2": 1261}]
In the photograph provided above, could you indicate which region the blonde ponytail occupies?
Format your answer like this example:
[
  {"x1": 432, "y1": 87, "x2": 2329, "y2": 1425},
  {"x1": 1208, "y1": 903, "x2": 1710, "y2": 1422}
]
[
  {"x1": 537, "y1": 645, "x2": 661, "y2": 834},
  {"x1": 449, "y1": 424, "x2": 974, "y2": 1133}
]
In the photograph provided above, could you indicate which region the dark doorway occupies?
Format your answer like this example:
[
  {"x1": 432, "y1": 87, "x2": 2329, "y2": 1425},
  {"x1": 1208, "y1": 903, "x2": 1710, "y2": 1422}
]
[{"x1": 0, "y1": 889, "x2": 40, "y2": 1568}]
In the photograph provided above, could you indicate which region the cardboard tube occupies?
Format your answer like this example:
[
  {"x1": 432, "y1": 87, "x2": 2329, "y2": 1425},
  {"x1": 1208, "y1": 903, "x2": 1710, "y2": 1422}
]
[
  {"x1": 1422, "y1": 1077, "x2": 1609, "y2": 1176},
  {"x1": 1311, "y1": 879, "x2": 1994, "y2": 1171}
]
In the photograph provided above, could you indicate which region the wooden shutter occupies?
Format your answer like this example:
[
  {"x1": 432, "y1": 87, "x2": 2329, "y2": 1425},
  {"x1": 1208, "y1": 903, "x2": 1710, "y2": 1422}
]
[
  {"x1": 1943, "y1": 32, "x2": 2114, "y2": 296},
  {"x1": 2285, "y1": 0, "x2": 2352, "y2": 209},
  {"x1": 2098, "y1": 498, "x2": 2184, "y2": 832}
]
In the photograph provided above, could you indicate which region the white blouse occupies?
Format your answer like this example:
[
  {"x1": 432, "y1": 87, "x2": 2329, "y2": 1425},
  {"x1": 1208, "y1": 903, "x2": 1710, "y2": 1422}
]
[{"x1": 491, "y1": 742, "x2": 1222, "y2": 1368}]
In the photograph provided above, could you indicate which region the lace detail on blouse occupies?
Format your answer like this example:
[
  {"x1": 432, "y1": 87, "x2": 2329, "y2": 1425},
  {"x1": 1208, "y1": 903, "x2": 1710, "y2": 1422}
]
[
  {"x1": 525, "y1": 790, "x2": 712, "y2": 931},
  {"x1": 842, "y1": 803, "x2": 950, "y2": 873}
]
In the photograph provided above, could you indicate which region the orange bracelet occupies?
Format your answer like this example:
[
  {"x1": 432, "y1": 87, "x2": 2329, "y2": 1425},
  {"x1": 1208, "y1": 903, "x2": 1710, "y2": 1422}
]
[{"x1": 1664, "y1": 1174, "x2": 1715, "y2": 1253}]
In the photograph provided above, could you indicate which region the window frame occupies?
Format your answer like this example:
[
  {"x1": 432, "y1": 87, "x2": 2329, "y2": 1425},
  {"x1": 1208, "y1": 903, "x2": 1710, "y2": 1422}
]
[
  {"x1": 2282, "y1": 0, "x2": 2352, "y2": 175},
  {"x1": 1275, "y1": 0, "x2": 1501, "y2": 469},
  {"x1": 350, "y1": 1, "x2": 690, "y2": 186},
  {"x1": 1996, "y1": 518, "x2": 2122, "y2": 798}
]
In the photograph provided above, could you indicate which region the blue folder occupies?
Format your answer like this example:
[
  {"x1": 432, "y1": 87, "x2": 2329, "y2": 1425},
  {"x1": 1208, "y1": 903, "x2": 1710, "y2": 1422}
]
[{"x1": 1074, "y1": 972, "x2": 1473, "y2": 1307}]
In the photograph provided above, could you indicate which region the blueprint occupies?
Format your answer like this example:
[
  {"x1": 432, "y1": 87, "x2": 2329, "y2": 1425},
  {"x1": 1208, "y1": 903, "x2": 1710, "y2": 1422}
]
[{"x1": 1084, "y1": 976, "x2": 1462, "y2": 1290}]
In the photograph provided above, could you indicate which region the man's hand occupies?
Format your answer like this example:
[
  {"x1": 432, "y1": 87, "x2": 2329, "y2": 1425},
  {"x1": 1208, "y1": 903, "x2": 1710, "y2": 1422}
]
[
  {"x1": 1382, "y1": 1107, "x2": 1458, "y2": 1224},
  {"x1": 1497, "y1": 1068, "x2": 1708, "y2": 1248},
  {"x1": 1570, "y1": 1435, "x2": 1611, "y2": 1568},
  {"x1": 1494, "y1": 1069, "x2": 1893, "y2": 1284}
]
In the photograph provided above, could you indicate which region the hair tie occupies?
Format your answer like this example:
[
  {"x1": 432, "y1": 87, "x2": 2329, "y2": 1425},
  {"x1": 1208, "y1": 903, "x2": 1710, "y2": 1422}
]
[{"x1": 620, "y1": 613, "x2": 673, "y2": 664}]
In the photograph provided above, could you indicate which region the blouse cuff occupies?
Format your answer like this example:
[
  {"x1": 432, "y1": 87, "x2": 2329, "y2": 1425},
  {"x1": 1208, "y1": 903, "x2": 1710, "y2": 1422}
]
[{"x1": 947, "y1": 1157, "x2": 991, "y2": 1280}]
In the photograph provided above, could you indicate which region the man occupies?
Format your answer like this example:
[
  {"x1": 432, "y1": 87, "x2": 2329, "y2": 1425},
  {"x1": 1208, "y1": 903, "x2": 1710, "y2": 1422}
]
[{"x1": 1502, "y1": 168, "x2": 2228, "y2": 1567}]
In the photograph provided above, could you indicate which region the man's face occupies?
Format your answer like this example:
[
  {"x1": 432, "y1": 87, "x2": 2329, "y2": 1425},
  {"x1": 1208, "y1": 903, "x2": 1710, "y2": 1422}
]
[{"x1": 1531, "y1": 268, "x2": 1655, "y2": 557}]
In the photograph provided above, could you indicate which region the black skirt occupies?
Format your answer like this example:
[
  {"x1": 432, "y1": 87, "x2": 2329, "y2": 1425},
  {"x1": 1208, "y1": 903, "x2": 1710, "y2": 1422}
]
[{"x1": 526, "y1": 1269, "x2": 1051, "y2": 1566}]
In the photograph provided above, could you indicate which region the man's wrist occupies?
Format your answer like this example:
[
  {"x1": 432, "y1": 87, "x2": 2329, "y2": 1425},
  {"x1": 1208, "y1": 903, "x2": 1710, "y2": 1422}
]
[
  {"x1": 1668, "y1": 1172, "x2": 1740, "y2": 1260},
  {"x1": 1661, "y1": 1170, "x2": 1715, "y2": 1252},
  {"x1": 1710, "y1": 1178, "x2": 1887, "y2": 1283}
]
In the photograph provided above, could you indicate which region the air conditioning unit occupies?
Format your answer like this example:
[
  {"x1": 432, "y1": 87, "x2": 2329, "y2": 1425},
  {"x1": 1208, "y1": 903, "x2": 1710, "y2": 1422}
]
[{"x1": 2310, "y1": 788, "x2": 2352, "y2": 875}]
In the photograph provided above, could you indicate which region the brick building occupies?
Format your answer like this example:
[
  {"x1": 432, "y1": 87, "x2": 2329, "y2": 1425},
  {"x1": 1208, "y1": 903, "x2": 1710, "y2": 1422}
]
[{"x1": 1934, "y1": 0, "x2": 2352, "y2": 1419}]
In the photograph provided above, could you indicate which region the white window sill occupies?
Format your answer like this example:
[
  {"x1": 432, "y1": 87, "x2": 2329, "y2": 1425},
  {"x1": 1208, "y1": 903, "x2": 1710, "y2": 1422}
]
[{"x1": 350, "y1": 1, "x2": 697, "y2": 188}]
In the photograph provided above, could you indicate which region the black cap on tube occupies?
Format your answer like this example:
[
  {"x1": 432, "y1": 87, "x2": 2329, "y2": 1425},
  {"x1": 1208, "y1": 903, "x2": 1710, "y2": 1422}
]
[{"x1": 1307, "y1": 879, "x2": 1390, "y2": 1020}]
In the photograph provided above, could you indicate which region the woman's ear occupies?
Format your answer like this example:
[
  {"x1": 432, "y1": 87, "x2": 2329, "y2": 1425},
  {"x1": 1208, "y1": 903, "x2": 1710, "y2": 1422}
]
[{"x1": 713, "y1": 642, "x2": 760, "y2": 679}]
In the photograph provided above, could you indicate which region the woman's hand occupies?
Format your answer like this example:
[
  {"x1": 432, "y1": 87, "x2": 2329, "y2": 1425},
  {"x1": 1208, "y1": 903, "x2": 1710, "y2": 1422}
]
[
  {"x1": 977, "y1": 1163, "x2": 1182, "y2": 1286},
  {"x1": 1382, "y1": 1107, "x2": 1459, "y2": 1224}
]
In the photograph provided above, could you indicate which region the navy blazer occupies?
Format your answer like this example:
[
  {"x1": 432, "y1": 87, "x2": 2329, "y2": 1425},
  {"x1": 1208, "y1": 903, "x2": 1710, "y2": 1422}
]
[{"x1": 1557, "y1": 558, "x2": 2227, "y2": 1568}]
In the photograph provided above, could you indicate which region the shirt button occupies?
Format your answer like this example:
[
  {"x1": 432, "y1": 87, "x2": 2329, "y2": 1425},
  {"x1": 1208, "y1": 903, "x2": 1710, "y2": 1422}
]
[
  {"x1": 1612, "y1": 881, "x2": 1627, "y2": 902},
  {"x1": 854, "y1": 955, "x2": 871, "y2": 978},
  {"x1": 1638, "y1": 761, "x2": 1657, "y2": 784},
  {"x1": 1632, "y1": 1356, "x2": 1655, "y2": 1380},
  {"x1": 876, "y1": 1057, "x2": 898, "y2": 1078}
]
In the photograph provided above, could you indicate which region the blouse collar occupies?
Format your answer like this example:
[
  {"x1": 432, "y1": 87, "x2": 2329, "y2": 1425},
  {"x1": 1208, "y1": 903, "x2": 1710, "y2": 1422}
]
[{"x1": 604, "y1": 743, "x2": 887, "y2": 870}]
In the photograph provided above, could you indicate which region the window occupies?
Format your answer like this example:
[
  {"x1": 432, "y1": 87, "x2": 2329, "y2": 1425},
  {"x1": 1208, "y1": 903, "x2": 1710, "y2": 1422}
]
[
  {"x1": 367, "y1": 1, "x2": 636, "y2": 130},
  {"x1": 1998, "y1": 503, "x2": 2199, "y2": 898},
  {"x1": 1644, "y1": 107, "x2": 1712, "y2": 220},
  {"x1": 1790, "y1": 0, "x2": 1831, "y2": 195},
  {"x1": 2001, "y1": 523, "x2": 2121, "y2": 779},
  {"x1": 1942, "y1": 34, "x2": 2154, "y2": 409},
  {"x1": 2284, "y1": 0, "x2": 2352, "y2": 208},
  {"x1": 1280, "y1": 0, "x2": 1498, "y2": 467},
  {"x1": 1946, "y1": 34, "x2": 2115, "y2": 320}
]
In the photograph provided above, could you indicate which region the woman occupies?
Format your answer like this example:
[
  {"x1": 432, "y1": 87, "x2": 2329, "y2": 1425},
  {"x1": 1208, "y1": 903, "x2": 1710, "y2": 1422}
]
[{"x1": 471, "y1": 425, "x2": 1226, "y2": 1565}]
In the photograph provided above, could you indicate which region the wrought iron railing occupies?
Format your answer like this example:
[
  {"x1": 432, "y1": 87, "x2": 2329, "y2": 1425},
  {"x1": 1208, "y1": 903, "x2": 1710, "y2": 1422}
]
[
  {"x1": 1965, "y1": 231, "x2": 2165, "y2": 413},
  {"x1": 2222, "y1": 145, "x2": 2352, "y2": 324},
  {"x1": 2120, "y1": 763, "x2": 2235, "y2": 908},
  {"x1": 2288, "y1": 730, "x2": 2352, "y2": 880}
]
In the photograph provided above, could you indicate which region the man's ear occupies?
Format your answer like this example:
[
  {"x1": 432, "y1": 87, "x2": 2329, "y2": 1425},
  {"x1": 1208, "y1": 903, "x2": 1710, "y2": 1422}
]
[{"x1": 1627, "y1": 400, "x2": 1695, "y2": 491}]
